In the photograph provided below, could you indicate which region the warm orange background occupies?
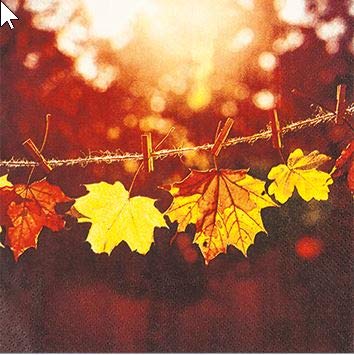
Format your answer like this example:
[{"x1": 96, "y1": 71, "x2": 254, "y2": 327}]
[{"x1": 0, "y1": 0, "x2": 352, "y2": 352}]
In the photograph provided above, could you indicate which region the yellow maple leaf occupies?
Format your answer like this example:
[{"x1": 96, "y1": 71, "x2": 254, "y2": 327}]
[
  {"x1": 73, "y1": 181, "x2": 167, "y2": 255},
  {"x1": 0, "y1": 175, "x2": 12, "y2": 188},
  {"x1": 163, "y1": 169, "x2": 277, "y2": 263},
  {"x1": 267, "y1": 148, "x2": 333, "y2": 204}
]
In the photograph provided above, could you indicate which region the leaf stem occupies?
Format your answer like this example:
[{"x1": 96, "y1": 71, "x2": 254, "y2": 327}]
[
  {"x1": 277, "y1": 147, "x2": 286, "y2": 164},
  {"x1": 26, "y1": 114, "x2": 51, "y2": 185},
  {"x1": 155, "y1": 127, "x2": 175, "y2": 151},
  {"x1": 128, "y1": 162, "x2": 143, "y2": 196},
  {"x1": 40, "y1": 114, "x2": 51, "y2": 152}
]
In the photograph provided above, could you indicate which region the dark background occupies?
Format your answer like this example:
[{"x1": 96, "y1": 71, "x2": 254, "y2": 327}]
[{"x1": 0, "y1": 0, "x2": 353, "y2": 352}]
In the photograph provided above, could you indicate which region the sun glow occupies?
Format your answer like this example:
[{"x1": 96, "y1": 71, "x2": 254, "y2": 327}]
[
  {"x1": 81, "y1": 0, "x2": 156, "y2": 48},
  {"x1": 25, "y1": 0, "x2": 266, "y2": 107},
  {"x1": 25, "y1": 0, "x2": 337, "y2": 112},
  {"x1": 74, "y1": 0, "x2": 255, "y2": 108},
  {"x1": 54, "y1": 0, "x2": 241, "y2": 100}
]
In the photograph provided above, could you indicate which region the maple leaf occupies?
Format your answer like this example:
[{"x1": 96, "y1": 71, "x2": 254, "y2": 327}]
[
  {"x1": 0, "y1": 175, "x2": 17, "y2": 226},
  {"x1": 0, "y1": 177, "x2": 71, "y2": 260},
  {"x1": 162, "y1": 169, "x2": 277, "y2": 263},
  {"x1": 73, "y1": 181, "x2": 167, "y2": 255},
  {"x1": 332, "y1": 141, "x2": 354, "y2": 192},
  {"x1": 0, "y1": 176, "x2": 13, "y2": 249},
  {"x1": 0, "y1": 175, "x2": 12, "y2": 188},
  {"x1": 333, "y1": 141, "x2": 354, "y2": 174},
  {"x1": 267, "y1": 148, "x2": 333, "y2": 204},
  {"x1": 0, "y1": 227, "x2": 3, "y2": 248}
]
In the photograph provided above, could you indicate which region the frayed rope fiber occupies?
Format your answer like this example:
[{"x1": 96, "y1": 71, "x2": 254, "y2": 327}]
[{"x1": 1, "y1": 105, "x2": 352, "y2": 169}]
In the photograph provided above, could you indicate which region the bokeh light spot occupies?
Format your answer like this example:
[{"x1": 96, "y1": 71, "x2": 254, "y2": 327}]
[
  {"x1": 295, "y1": 236, "x2": 323, "y2": 260},
  {"x1": 273, "y1": 30, "x2": 305, "y2": 54},
  {"x1": 184, "y1": 150, "x2": 210, "y2": 170},
  {"x1": 187, "y1": 84, "x2": 212, "y2": 111},
  {"x1": 253, "y1": 90, "x2": 275, "y2": 110},
  {"x1": 94, "y1": 65, "x2": 118, "y2": 91},
  {"x1": 315, "y1": 17, "x2": 346, "y2": 54},
  {"x1": 106, "y1": 127, "x2": 121, "y2": 141},
  {"x1": 349, "y1": 0, "x2": 354, "y2": 16},
  {"x1": 150, "y1": 93, "x2": 166, "y2": 113},
  {"x1": 23, "y1": 52, "x2": 40, "y2": 69},
  {"x1": 123, "y1": 160, "x2": 139, "y2": 174},
  {"x1": 230, "y1": 27, "x2": 255, "y2": 52},
  {"x1": 274, "y1": 0, "x2": 315, "y2": 26},
  {"x1": 233, "y1": 83, "x2": 250, "y2": 100},
  {"x1": 57, "y1": 21, "x2": 87, "y2": 57},
  {"x1": 258, "y1": 52, "x2": 277, "y2": 72},
  {"x1": 221, "y1": 101, "x2": 238, "y2": 117},
  {"x1": 316, "y1": 17, "x2": 346, "y2": 42},
  {"x1": 75, "y1": 52, "x2": 97, "y2": 81},
  {"x1": 123, "y1": 114, "x2": 138, "y2": 128}
]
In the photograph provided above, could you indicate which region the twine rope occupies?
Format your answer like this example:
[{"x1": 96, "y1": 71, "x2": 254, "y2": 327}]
[{"x1": 1, "y1": 105, "x2": 352, "y2": 169}]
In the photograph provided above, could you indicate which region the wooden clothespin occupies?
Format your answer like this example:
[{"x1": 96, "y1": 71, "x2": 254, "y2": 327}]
[
  {"x1": 292, "y1": 86, "x2": 350, "y2": 124},
  {"x1": 141, "y1": 132, "x2": 154, "y2": 172},
  {"x1": 270, "y1": 109, "x2": 283, "y2": 149},
  {"x1": 22, "y1": 138, "x2": 52, "y2": 174},
  {"x1": 211, "y1": 118, "x2": 234, "y2": 156},
  {"x1": 335, "y1": 84, "x2": 346, "y2": 124}
]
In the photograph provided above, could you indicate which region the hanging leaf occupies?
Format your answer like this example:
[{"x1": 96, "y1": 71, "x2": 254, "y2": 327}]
[
  {"x1": 0, "y1": 175, "x2": 17, "y2": 226},
  {"x1": 162, "y1": 169, "x2": 277, "y2": 263},
  {"x1": 0, "y1": 176, "x2": 13, "y2": 249},
  {"x1": 332, "y1": 141, "x2": 354, "y2": 192},
  {"x1": 73, "y1": 181, "x2": 167, "y2": 255},
  {"x1": 333, "y1": 141, "x2": 353, "y2": 174},
  {"x1": 0, "y1": 177, "x2": 72, "y2": 260},
  {"x1": 0, "y1": 175, "x2": 12, "y2": 188},
  {"x1": 0, "y1": 227, "x2": 4, "y2": 248},
  {"x1": 267, "y1": 148, "x2": 333, "y2": 204}
]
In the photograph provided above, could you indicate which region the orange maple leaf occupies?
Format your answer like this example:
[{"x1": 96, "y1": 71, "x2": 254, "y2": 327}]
[
  {"x1": 0, "y1": 179, "x2": 71, "y2": 260},
  {"x1": 163, "y1": 169, "x2": 277, "y2": 263}
]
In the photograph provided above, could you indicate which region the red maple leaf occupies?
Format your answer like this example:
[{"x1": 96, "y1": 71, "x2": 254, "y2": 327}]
[
  {"x1": 332, "y1": 141, "x2": 354, "y2": 193},
  {"x1": 0, "y1": 187, "x2": 19, "y2": 226},
  {"x1": 0, "y1": 180, "x2": 71, "y2": 260}
]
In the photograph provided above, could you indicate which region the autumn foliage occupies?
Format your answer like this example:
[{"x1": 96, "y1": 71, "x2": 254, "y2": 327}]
[
  {"x1": 0, "y1": 175, "x2": 71, "y2": 260},
  {"x1": 0, "y1": 145, "x2": 346, "y2": 263},
  {"x1": 163, "y1": 169, "x2": 277, "y2": 263}
]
